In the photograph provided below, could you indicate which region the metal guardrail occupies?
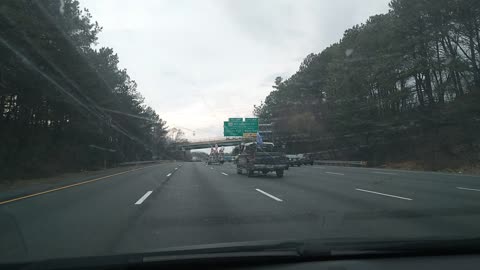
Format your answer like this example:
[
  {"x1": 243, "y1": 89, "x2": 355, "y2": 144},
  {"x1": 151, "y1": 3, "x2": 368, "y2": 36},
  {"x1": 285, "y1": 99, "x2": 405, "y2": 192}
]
[
  {"x1": 117, "y1": 160, "x2": 173, "y2": 167},
  {"x1": 314, "y1": 160, "x2": 367, "y2": 167}
]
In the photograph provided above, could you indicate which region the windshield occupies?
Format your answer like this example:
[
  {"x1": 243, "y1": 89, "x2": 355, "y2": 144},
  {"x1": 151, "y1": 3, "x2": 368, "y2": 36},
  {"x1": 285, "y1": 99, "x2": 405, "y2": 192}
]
[{"x1": 2, "y1": 0, "x2": 480, "y2": 265}]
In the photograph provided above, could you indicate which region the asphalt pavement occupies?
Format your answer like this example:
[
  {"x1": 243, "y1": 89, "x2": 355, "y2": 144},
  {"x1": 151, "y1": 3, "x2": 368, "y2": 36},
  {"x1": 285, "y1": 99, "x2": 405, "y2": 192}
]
[{"x1": 1, "y1": 161, "x2": 480, "y2": 262}]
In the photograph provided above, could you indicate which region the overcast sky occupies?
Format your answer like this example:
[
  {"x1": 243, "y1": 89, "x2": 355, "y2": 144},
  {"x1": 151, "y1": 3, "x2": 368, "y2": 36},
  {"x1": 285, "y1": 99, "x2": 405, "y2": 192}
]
[{"x1": 80, "y1": 0, "x2": 390, "y2": 140}]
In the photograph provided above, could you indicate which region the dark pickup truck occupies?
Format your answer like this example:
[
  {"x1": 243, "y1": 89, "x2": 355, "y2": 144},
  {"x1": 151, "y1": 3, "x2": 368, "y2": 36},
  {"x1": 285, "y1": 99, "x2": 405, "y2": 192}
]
[{"x1": 236, "y1": 142, "x2": 288, "y2": 177}]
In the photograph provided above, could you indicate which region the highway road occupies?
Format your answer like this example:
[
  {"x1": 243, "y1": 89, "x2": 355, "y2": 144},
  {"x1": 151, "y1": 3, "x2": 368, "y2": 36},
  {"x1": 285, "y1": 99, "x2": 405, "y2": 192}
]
[{"x1": 1, "y1": 161, "x2": 480, "y2": 262}]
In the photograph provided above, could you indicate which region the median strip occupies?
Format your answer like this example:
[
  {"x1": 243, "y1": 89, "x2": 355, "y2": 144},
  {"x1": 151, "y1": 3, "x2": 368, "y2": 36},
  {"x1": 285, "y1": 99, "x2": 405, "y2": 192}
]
[
  {"x1": 457, "y1": 187, "x2": 480, "y2": 192},
  {"x1": 134, "y1": 191, "x2": 153, "y2": 205},
  {"x1": 255, "y1": 188, "x2": 283, "y2": 202},
  {"x1": 0, "y1": 165, "x2": 159, "y2": 205},
  {"x1": 355, "y1": 188, "x2": 412, "y2": 201}
]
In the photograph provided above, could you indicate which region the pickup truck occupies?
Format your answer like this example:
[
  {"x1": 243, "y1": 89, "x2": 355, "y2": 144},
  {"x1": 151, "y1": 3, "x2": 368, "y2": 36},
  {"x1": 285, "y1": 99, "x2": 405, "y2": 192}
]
[{"x1": 236, "y1": 142, "x2": 288, "y2": 177}]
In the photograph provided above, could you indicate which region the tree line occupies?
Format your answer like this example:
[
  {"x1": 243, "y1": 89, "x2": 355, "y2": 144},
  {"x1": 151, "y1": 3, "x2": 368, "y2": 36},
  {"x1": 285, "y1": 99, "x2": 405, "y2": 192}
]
[
  {"x1": 255, "y1": 0, "x2": 480, "y2": 169},
  {"x1": 0, "y1": 0, "x2": 172, "y2": 179}
]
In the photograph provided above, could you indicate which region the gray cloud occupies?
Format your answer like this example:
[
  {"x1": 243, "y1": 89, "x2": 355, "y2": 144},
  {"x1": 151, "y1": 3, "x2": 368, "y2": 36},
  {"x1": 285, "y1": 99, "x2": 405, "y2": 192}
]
[{"x1": 81, "y1": 0, "x2": 390, "y2": 139}]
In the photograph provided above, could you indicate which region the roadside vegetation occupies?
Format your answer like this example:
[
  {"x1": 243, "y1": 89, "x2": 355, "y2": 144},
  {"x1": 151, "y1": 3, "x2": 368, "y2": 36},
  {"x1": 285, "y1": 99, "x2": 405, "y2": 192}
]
[
  {"x1": 0, "y1": 1, "x2": 174, "y2": 179},
  {"x1": 255, "y1": 0, "x2": 480, "y2": 171}
]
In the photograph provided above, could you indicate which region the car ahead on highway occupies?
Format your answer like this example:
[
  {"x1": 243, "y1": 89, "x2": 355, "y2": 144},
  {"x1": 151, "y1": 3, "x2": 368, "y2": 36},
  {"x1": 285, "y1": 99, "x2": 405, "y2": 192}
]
[
  {"x1": 191, "y1": 157, "x2": 202, "y2": 162},
  {"x1": 299, "y1": 153, "x2": 314, "y2": 165},
  {"x1": 286, "y1": 154, "x2": 303, "y2": 167},
  {"x1": 236, "y1": 142, "x2": 288, "y2": 177}
]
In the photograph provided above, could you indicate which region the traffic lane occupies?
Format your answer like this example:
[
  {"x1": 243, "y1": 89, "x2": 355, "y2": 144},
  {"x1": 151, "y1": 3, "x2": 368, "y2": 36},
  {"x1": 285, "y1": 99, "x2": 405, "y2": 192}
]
[
  {"x1": 155, "y1": 163, "x2": 480, "y2": 243},
  {"x1": 294, "y1": 167, "x2": 480, "y2": 236},
  {"x1": 112, "y1": 161, "x2": 334, "y2": 253},
  {"x1": 5, "y1": 161, "x2": 479, "y2": 262},
  {"x1": 195, "y1": 164, "x2": 461, "y2": 240},
  {"x1": 217, "y1": 163, "x2": 393, "y2": 211},
  {"x1": 222, "y1": 162, "x2": 480, "y2": 214},
  {"x1": 221, "y1": 163, "x2": 419, "y2": 207},
  {"x1": 0, "y1": 162, "x2": 181, "y2": 262},
  {"x1": 291, "y1": 165, "x2": 480, "y2": 208},
  {"x1": 308, "y1": 164, "x2": 480, "y2": 185},
  {"x1": 219, "y1": 162, "x2": 409, "y2": 211},
  {"x1": 221, "y1": 163, "x2": 480, "y2": 239}
]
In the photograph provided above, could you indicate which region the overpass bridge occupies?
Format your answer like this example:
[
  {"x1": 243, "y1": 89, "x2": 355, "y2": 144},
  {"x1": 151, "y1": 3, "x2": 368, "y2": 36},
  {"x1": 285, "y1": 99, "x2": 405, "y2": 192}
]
[{"x1": 175, "y1": 137, "x2": 244, "y2": 150}]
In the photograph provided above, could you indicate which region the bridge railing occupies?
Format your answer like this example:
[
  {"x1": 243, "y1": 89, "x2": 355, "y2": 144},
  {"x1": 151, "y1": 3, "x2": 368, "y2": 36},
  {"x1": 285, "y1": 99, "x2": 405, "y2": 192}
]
[{"x1": 178, "y1": 137, "x2": 243, "y2": 145}]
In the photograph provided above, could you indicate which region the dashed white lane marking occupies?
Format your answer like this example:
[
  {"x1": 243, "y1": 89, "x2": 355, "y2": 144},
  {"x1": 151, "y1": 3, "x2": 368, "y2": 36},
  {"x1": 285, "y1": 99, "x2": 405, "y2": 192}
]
[
  {"x1": 457, "y1": 187, "x2": 480, "y2": 192},
  {"x1": 221, "y1": 172, "x2": 228, "y2": 176},
  {"x1": 255, "y1": 189, "x2": 283, "y2": 202},
  {"x1": 134, "y1": 191, "x2": 153, "y2": 205},
  {"x1": 174, "y1": 167, "x2": 178, "y2": 170},
  {"x1": 355, "y1": 188, "x2": 412, "y2": 201},
  {"x1": 210, "y1": 167, "x2": 214, "y2": 170},
  {"x1": 325, "y1": 172, "x2": 344, "y2": 176},
  {"x1": 166, "y1": 173, "x2": 172, "y2": 177},
  {"x1": 373, "y1": 171, "x2": 397, "y2": 175}
]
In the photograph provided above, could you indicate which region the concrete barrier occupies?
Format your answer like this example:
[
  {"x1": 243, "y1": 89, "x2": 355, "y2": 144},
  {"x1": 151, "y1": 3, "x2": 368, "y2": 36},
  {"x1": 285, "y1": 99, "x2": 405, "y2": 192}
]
[{"x1": 314, "y1": 160, "x2": 367, "y2": 167}]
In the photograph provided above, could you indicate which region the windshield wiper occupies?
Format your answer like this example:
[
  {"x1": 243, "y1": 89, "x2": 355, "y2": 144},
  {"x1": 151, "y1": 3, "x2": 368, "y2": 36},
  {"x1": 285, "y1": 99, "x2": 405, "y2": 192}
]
[
  {"x1": 1, "y1": 240, "x2": 307, "y2": 270},
  {"x1": 142, "y1": 240, "x2": 304, "y2": 264},
  {"x1": 296, "y1": 237, "x2": 480, "y2": 260},
  {"x1": 4, "y1": 238, "x2": 480, "y2": 269}
]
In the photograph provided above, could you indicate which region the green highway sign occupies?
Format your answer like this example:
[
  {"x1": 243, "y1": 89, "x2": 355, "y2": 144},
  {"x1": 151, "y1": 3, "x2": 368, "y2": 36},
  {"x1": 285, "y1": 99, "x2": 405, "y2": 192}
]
[
  {"x1": 224, "y1": 118, "x2": 258, "y2": 136},
  {"x1": 229, "y1": 118, "x2": 243, "y2": 122}
]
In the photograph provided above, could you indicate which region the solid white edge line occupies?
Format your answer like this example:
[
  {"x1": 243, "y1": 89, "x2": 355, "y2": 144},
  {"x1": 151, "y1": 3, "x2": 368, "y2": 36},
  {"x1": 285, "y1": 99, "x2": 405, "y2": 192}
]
[
  {"x1": 355, "y1": 188, "x2": 412, "y2": 201},
  {"x1": 325, "y1": 172, "x2": 344, "y2": 176},
  {"x1": 373, "y1": 171, "x2": 397, "y2": 175},
  {"x1": 221, "y1": 172, "x2": 228, "y2": 176},
  {"x1": 457, "y1": 187, "x2": 480, "y2": 192},
  {"x1": 255, "y1": 188, "x2": 283, "y2": 202},
  {"x1": 135, "y1": 191, "x2": 153, "y2": 205},
  {"x1": 166, "y1": 173, "x2": 172, "y2": 177}
]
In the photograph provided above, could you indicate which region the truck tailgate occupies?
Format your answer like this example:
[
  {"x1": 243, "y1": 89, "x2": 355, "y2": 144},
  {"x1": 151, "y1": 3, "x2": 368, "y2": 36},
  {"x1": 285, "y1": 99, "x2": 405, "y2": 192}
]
[{"x1": 254, "y1": 152, "x2": 286, "y2": 164}]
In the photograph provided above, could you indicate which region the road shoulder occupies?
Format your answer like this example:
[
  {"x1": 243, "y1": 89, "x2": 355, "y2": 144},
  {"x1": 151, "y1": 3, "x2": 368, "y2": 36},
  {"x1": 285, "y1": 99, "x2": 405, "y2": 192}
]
[{"x1": 0, "y1": 162, "x2": 172, "y2": 203}]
